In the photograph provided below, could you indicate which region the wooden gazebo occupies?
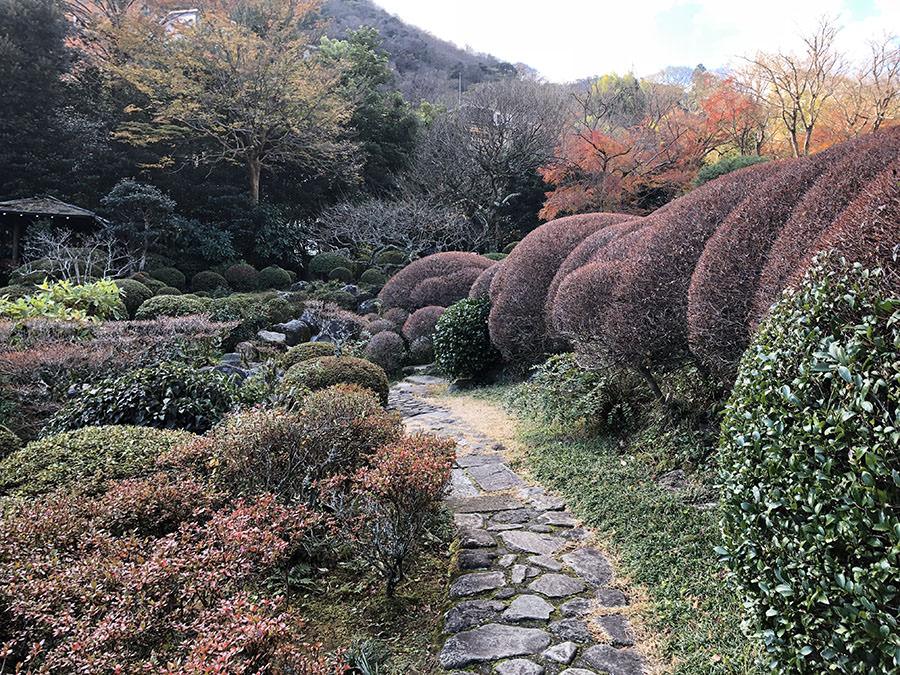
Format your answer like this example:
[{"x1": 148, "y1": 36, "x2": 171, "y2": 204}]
[{"x1": 0, "y1": 196, "x2": 105, "y2": 267}]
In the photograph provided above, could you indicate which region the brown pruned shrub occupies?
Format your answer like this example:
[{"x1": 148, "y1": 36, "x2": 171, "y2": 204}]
[
  {"x1": 488, "y1": 213, "x2": 630, "y2": 363},
  {"x1": 468, "y1": 264, "x2": 500, "y2": 300},
  {"x1": 402, "y1": 305, "x2": 445, "y2": 343},
  {"x1": 598, "y1": 160, "x2": 782, "y2": 372},
  {"x1": 686, "y1": 154, "x2": 837, "y2": 380},
  {"x1": 377, "y1": 252, "x2": 492, "y2": 312},
  {"x1": 383, "y1": 307, "x2": 409, "y2": 327},
  {"x1": 409, "y1": 266, "x2": 485, "y2": 309},
  {"x1": 364, "y1": 331, "x2": 407, "y2": 374},
  {"x1": 789, "y1": 161, "x2": 900, "y2": 295},
  {"x1": 751, "y1": 127, "x2": 900, "y2": 325}
]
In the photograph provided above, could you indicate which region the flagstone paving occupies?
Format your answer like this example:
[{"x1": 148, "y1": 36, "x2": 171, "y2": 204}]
[{"x1": 389, "y1": 376, "x2": 648, "y2": 675}]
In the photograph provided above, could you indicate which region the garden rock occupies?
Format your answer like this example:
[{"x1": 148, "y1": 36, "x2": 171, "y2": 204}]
[
  {"x1": 580, "y1": 645, "x2": 646, "y2": 674},
  {"x1": 543, "y1": 641, "x2": 578, "y2": 664},
  {"x1": 357, "y1": 298, "x2": 380, "y2": 315},
  {"x1": 494, "y1": 659, "x2": 544, "y2": 675},
  {"x1": 657, "y1": 469, "x2": 687, "y2": 490},
  {"x1": 527, "y1": 574, "x2": 586, "y2": 598},
  {"x1": 271, "y1": 319, "x2": 312, "y2": 346},
  {"x1": 560, "y1": 598, "x2": 592, "y2": 617},
  {"x1": 562, "y1": 548, "x2": 614, "y2": 587},
  {"x1": 450, "y1": 572, "x2": 506, "y2": 598},
  {"x1": 595, "y1": 589, "x2": 627, "y2": 607},
  {"x1": 549, "y1": 618, "x2": 592, "y2": 643},
  {"x1": 256, "y1": 329, "x2": 286, "y2": 345},
  {"x1": 500, "y1": 531, "x2": 566, "y2": 556},
  {"x1": 439, "y1": 624, "x2": 552, "y2": 669},
  {"x1": 444, "y1": 599, "x2": 505, "y2": 633},
  {"x1": 596, "y1": 614, "x2": 635, "y2": 646},
  {"x1": 501, "y1": 595, "x2": 553, "y2": 622},
  {"x1": 340, "y1": 284, "x2": 358, "y2": 295},
  {"x1": 458, "y1": 550, "x2": 496, "y2": 570},
  {"x1": 289, "y1": 280, "x2": 308, "y2": 292}
]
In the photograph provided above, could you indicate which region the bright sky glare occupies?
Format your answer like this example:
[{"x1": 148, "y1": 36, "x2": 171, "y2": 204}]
[{"x1": 372, "y1": 0, "x2": 900, "y2": 82}]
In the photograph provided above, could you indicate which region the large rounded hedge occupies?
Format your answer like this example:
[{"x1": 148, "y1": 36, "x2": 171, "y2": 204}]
[
  {"x1": 402, "y1": 305, "x2": 445, "y2": 343},
  {"x1": 191, "y1": 270, "x2": 229, "y2": 294},
  {"x1": 310, "y1": 252, "x2": 352, "y2": 279},
  {"x1": 134, "y1": 294, "x2": 210, "y2": 319},
  {"x1": 257, "y1": 265, "x2": 291, "y2": 290},
  {"x1": 468, "y1": 264, "x2": 500, "y2": 300},
  {"x1": 223, "y1": 263, "x2": 258, "y2": 291},
  {"x1": 720, "y1": 258, "x2": 900, "y2": 672},
  {"x1": 0, "y1": 425, "x2": 192, "y2": 496},
  {"x1": 378, "y1": 252, "x2": 493, "y2": 312},
  {"x1": 114, "y1": 278, "x2": 154, "y2": 318},
  {"x1": 434, "y1": 297, "x2": 499, "y2": 380},
  {"x1": 281, "y1": 341, "x2": 336, "y2": 369},
  {"x1": 282, "y1": 356, "x2": 389, "y2": 406},
  {"x1": 488, "y1": 213, "x2": 630, "y2": 364},
  {"x1": 149, "y1": 266, "x2": 186, "y2": 290}
]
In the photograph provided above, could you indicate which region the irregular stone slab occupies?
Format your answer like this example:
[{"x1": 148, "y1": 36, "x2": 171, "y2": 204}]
[
  {"x1": 595, "y1": 589, "x2": 627, "y2": 607},
  {"x1": 596, "y1": 614, "x2": 635, "y2": 646},
  {"x1": 563, "y1": 528, "x2": 590, "y2": 542},
  {"x1": 450, "y1": 572, "x2": 506, "y2": 598},
  {"x1": 439, "y1": 624, "x2": 552, "y2": 669},
  {"x1": 530, "y1": 494, "x2": 566, "y2": 511},
  {"x1": 492, "y1": 509, "x2": 537, "y2": 524},
  {"x1": 498, "y1": 554, "x2": 517, "y2": 567},
  {"x1": 580, "y1": 645, "x2": 646, "y2": 675},
  {"x1": 500, "y1": 530, "x2": 566, "y2": 556},
  {"x1": 528, "y1": 524, "x2": 554, "y2": 533},
  {"x1": 560, "y1": 597, "x2": 592, "y2": 617},
  {"x1": 406, "y1": 375, "x2": 448, "y2": 385},
  {"x1": 527, "y1": 574, "x2": 587, "y2": 598},
  {"x1": 562, "y1": 548, "x2": 613, "y2": 587},
  {"x1": 444, "y1": 599, "x2": 505, "y2": 633},
  {"x1": 467, "y1": 463, "x2": 527, "y2": 491},
  {"x1": 543, "y1": 641, "x2": 578, "y2": 664},
  {"x1": 458, "y1": 550, "x2": 496, "y2": 570},
  {"x1": 495, "y1": 587, "x2": 517, "y2": 600},
  {"x1": 518, "y1": 486, "x2": 545, "y2": 499},
  {"x1": 450, "y1": 469, "x2": 480, "y2": 498},
  {"x1": 488, "y1": 522, "x2": 525, "y2": 532},
  {"x1": 528, "y1": 555, "x2": 564, "y2": 571},
  {"x1": 495, "y1": 659, "x2": 545, "y2": 675},
  {"x1": 537, "y1": 511, "x2": 579, "y2": 527},
  {"x1": 459, "y1": 528, "x2": 497, "y2": 549},
  {"x1": 448, "y1": 494, "x2": 522, "y2": 513},
  {"x1": 550, "y1": 618, "x2": 592, "y2": 643},
  {"x1": 501, "y1": 594, "x2": 554, "y2": 622},
  {"x1": 510, "y1": 564, "x2": 539, "y2": 585},
  {"x1": 559, "y1": 670, "x2": 596, "y2": 675},
  {"x1": 456, "y1": 453, "x2": 506, "y2": 467},
  {"x1": 454, "y1": 513, "x2": 484, "y2": 529}
]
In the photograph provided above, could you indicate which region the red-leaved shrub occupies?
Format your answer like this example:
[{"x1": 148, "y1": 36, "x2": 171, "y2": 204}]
[
  {"x1": 488, "y1": 212, "x2": 630, "y2": 363},
  {"x1": 383, "y1": 307, "x2": 409, "y2": 327},
  {"x1": 402, "y1": 305, "x2": 446, "y2": 342},
  {"x1": 364, "y1": 330, "x2": 407, "y2": 374},
  {"x1": 378, "y1": 252, "x2": 492, "y2": 312},
  {"x1": 325, "y1": 434, "x2": 454, "y2": 597},
  {"x1": 468, "y1": 264, "x2": 500, "y2": 299},
  {"x1": 751, "y1": 127, "x2": 900, "y2": 325},
  {"x1": 686, "y1": 154, "x2": 836, "y2": 379}
]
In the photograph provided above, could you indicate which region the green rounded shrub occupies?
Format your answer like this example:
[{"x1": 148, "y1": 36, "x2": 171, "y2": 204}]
[
  {"x1": 433, "y1": 297, "x2": 499, "y2": 380},
  {"x1": 694, "y1": 154, "x2": 770, "y2": 187},
  {"x1": 47, "y1": 363, "x2": 242, "y2": 435},
  {"x1": 309, "y1": 252, "x2": 351, "y2": 279},
  {"x1": 719, "y1": 258, "x2": 900, "y2": 673},
  {"x1": 0, "y1": 425, "x2": 192, "y2": 496},
  {"x1": 141, "y1": 278, "x2": 167, "y2": 293},
  {"x1": 0, "y1": 425, "x2": 21, "y2": 460},
  {"x1": 483, "y1": 252, "x2": 507, "y2": 261},
  {"x1": 149, "y1": 266, "x2": 186, "y2": 290},
  {"x1": 282, "y1": 356, "x2": 389, "y2": 406},
  {"x1": 281, "y1": 341, "x2": 336, "y2": 369},
  {"x1": 328, "y1": 266, "x2": 353, "y2": 283},
  {"x1": 0, "y1": 285, "x2": 33, "y2": 300},
  {"x1": 317, "y1": 290, "x2": 357, "y2": 311},
  {"x1": 376, "y1": 250, "x2": 406, "y2": 266},
  {"x1": 191, "y1": 270, "x2": 229, "y2": 294},
  {"x1": 134, "y1": 294, "x2": 209, "y2": 319},
  {"x1": 359, "y1": 268, "x2": 386, "y2": 286},
  {"x1": 257, "y1": 265, "x2": 291, "y2": 290},
  {"x1": 223, "y1": 263, "x2": 259, "y2": 291},
  {"x1": 114, "y1": 279, "x2": 154, "y2": 317},
  {"x1": 155, "y1": 285, "x2": 182, "y2": 296},
  {"x1": 501, "y1": 241, "x2": 519, "y2": 255},
  {"x1": 408, "y1": 336, "x2": 434, "y2": 365}
]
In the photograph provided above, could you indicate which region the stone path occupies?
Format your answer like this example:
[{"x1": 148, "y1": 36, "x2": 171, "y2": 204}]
[{"x1": 389, "y1": 376, "x2": 648, "y2": 675}]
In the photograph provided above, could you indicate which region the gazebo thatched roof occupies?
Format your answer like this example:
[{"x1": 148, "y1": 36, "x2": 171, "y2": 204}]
[{"x1": 0, "y1": 196, "x2": 101, "y2": 220}]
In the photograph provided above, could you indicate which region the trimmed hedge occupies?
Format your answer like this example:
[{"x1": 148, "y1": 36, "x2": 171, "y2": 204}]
[
  {"x1": 134, "y1": 294, "x2": 210, "y2": 319},
  {"x1": 156, "y1": 285, "x2": 182, "y2": 296},
  {"x1": 257, "y1": 265, "x2": 291, "y2": 290},
  {"x1": 114, "y1": 278, "x2": 154, "y2": 318},
  {"x1": 328, "y1": 266, "x2": 354, "y2": 283},
  {"x1": 191, "y1": 270, "x2": 229, "y2": 294},
  {"x1": 281, "y1": 341, "x2": 336, "y2": 370},
  {"x1": 223, "y1": 263, "x2": 258, "y2": 291},
  {"x1": 720, "y1": 258, "x2": 900, "y2": 672},
  {"x1": 359, "y1": 268, "x2": 386, "y2": 286},
  {"x1": 0, "y1": 425, "x2": 192, "y2": 496},
  {"x1": 383, "y1": 307, "x2": 409, "y2": 327},
  {"x1": 149, "y1": 266, "x2": 186, "y2": 290},
  {"x1": 468, "y1": 264, "x2": 500, "y2": 300},
  {"x1": 488, "y1": 212, "x2": 630, "y2": 363},
  {"x1": 433, "y1": 297, "x2": 499, "y2": 380},
  {"x1": 402, "y1": 305, "x2": 445, "y2": 343},
  {"x1": 378, "y1": 252, "x2": 493, "y2": 312},
  {"x1": 363, "y1": 331, "x2": 407, "y2": 374},
  {"x1": 0, "y1": 425, "x2": 21, "y2": 460},
  {"x1": 282, "y1": 356, "x2": 389, "y2": 406},
  {"x1": 483, "y1": 252, "x2": 507, "y2": 261},
  {"x1": 310, "y1": 252, "x2": 352, "y2": 279}
]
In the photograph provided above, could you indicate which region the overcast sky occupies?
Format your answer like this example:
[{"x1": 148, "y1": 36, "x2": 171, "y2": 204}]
[{"x1": 372, "y1": 0, "x2": 900, "y2": 82}]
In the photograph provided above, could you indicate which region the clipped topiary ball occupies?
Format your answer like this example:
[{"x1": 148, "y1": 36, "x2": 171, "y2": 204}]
[
  {"x1": 328, "y1": 266, "x2": 354, "y2": 283},
  {"x1": 149, "y1": 266, "x2": 186, "y2": 290},
  {"x1": 191, "y1": 270, "x2": 229, "y2": 294},
  {"x1": 376, "y1": 250, "x2": 406, "y2": 266},
  {"x1": 364, "y1": 331, "x2": 407, "y2": 375},
  {"x1": 223, "y1": 263, "x2": 259, "y2": 291},
  {"x1": 402, "y1": 305, "x2": 445, "y2": 342},
  {"x1": 113, "y1": 278, "x2": 153, "y2": 318},
  {"x1": 310, "y1": 252, "x2": 352, "y2": 279},
  {"x1": 383, "y1": 307, "x2": 409, "y2": 327},
  {"x1": 134, "y1": 294, "x2": 210, "y2": 320},
  {"x1": 408, "y1": 336, "x2": 434, "y2": 365},
  {"x1": 359, "y1": 268, "x2": 386, "y2": 286},
  {"x1": 282, "y1": 356, "x2": 389, "y2": 406},
  {"x1": 366, "y1": 319, "x2": 398, "y2": 336},
  {"x1": 155, "y1": 286, "x2": 182, "y2": 296},
  {"x1": 719, "y1": 257, "x2": 900, "y2": 672},
  {"x1": 281, "y1": 341, "x2": 336, "y2": 369},
  {"x1": 433, "y1": 297, "x2": 499, "y2": 380},
  {"x1": 257, "y1": 265, "x2": 291, "y2": 290}
]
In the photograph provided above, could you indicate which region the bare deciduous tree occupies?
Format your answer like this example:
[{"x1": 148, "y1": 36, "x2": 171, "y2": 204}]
[{"x1": 22, "y1": 226, "x2": 135, "y2": 283}]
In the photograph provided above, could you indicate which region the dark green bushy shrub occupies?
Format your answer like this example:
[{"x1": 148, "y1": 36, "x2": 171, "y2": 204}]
[
  {"x1": 483, "y1": 252, "x2": 507, "y2": 261},
  {"x1": 359, "y1": 269, "x2": 386, "y2": 286},
  {"x1": 134, "y1": 294, "x2": 209, "y2": 319},
  {"x1": 316, "y1": 290, "x2": 357, "y2": 311},
  {"x1": 328, "y1": 266, "x2": 353, "y2": 283},
  {"x1": 223, "y1": 263, "x2": 259, "y2": 291},
  {"x1": 281, "y1": 342, "x2": 336, "y2": 369},
  {"x1": 693, "y1": 155, "x2": 770, "y2": 186},
  {"x1": 433, "y1": 298, "x2": 498, "y2": 380},
  {"x1": 0, "y1": 425, "x2": 21, "y2": 460},
  {"x1": 310, "y1": 252, "x2": 351, "y2": 279},
  {"x1": 46, "y1": 363, "x2": 243, "y2": 434},
  {"x1": 0, "y1": 425, "x2": 191, "y2": 496},
  {"x1": 0, "y1": 285, "x2": 33, "y2": 300},
  {"x1": 191, "y1": 270, "x2": 229, "y2": 294},
  {"x1": 257, "y1": 265, "x2": 291, "y2": 290},
  {"x1": 114, "y1": 279, "x2": 154, "y2": 318},
  {"x1": 282, "y1": 356, "x2": 389, "y2": 406},
  {"x1": 155, "y1": 285, "x2": 182, "y2": 296},
  {"x1": 408, "y1": 336, "x2": 434, "y2": 365},
  {"x1": 149, "y1": 266, "x2": 186, "y2": 290},
  {"x1": 719, "y1": 258, "x2": 900, "y2": 673},
  {"x1": 375, "y1": 250, "x2": 405, "y2": 266}
]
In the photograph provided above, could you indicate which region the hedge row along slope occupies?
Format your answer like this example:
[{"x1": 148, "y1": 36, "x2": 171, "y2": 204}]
[{"x1": 378, "y1": 252, "x2": 493, "y2": 312}]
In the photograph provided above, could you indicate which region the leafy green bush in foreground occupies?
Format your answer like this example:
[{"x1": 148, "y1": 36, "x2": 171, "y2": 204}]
[
  {"x1": 720, "y1": 259, "x2": 900, "y2": 673},
  {"x1": 433, "y1": 297, "x2": 498, "y2": 380}
]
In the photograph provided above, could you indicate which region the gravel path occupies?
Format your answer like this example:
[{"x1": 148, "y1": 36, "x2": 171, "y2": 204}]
[{"x1": 389, "y1": 376, "x2": 648, "y2": 675}]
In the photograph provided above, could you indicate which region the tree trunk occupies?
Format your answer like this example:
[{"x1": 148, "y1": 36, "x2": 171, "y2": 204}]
[
  {"x1": 248, "y1": 156, "x2": 261, "y2": 205},
  {"x1": 635, "y1": 364, "x2": 664, "y2": 401}
]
